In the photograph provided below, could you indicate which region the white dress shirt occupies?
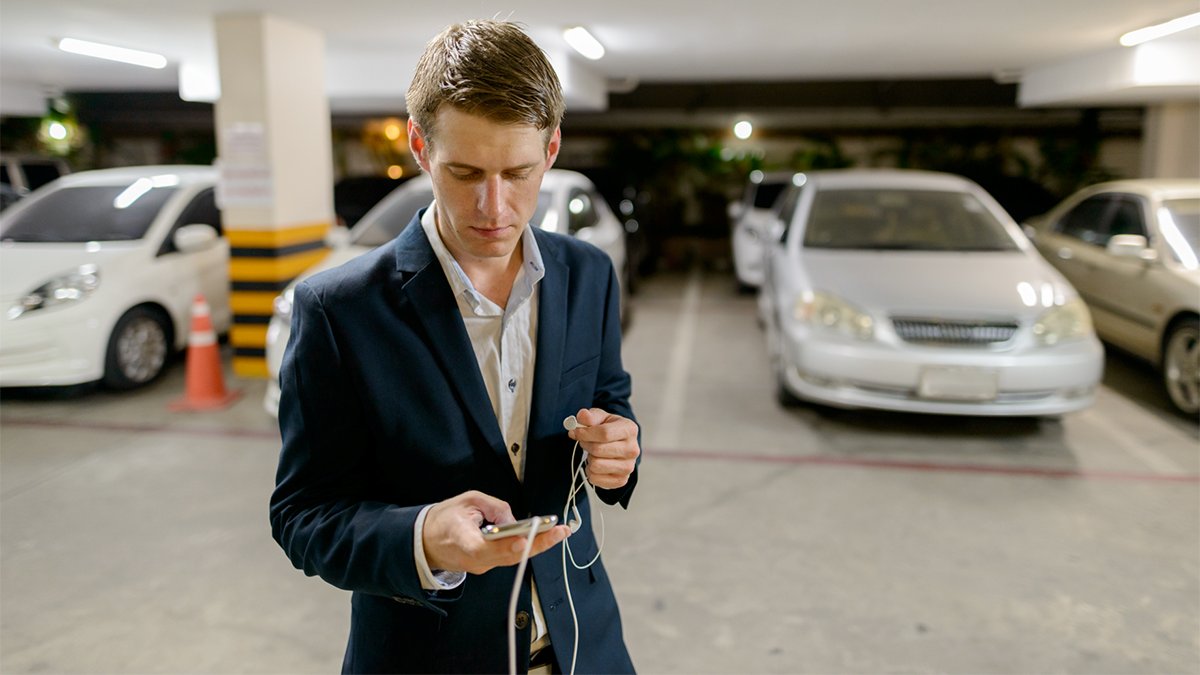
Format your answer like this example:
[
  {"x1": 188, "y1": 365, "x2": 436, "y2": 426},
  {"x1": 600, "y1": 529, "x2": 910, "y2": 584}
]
[{"x1": 411, "y1": 203, "x2": 551, "y2": 642}]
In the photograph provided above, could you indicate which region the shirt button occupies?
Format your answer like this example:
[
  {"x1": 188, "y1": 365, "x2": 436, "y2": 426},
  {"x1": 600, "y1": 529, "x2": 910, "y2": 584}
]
[
  {"x1": 515, "y1": 610, "x2": 530, "y2": 630},
  {"x1": 508, "y1": 378, "x2": 516, "y2": 393},
  {"x1": 511, "y1": 443, "x2": 520, "y2": 455}
]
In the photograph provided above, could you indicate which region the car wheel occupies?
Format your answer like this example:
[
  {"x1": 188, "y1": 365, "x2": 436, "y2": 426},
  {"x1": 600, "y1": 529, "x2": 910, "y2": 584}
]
[
  {"x1": 103, "y1": 307, "x2": 171, "y2": 390},
  {"x1": 1162, "y1": 317, "x2": 1200, "y2": 417}
]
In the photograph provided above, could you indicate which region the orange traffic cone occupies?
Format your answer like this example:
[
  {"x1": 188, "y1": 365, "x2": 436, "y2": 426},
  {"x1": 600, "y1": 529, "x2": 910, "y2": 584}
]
[{"x1": 169, "y1": 294, "x2": 242, "y2": 411}]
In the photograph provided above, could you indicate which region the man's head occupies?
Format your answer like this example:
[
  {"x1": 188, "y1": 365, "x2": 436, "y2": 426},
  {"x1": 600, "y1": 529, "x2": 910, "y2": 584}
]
[
  {"x1": 405, "y1": 20, "x2": 564, "y2": 149},
  {"x1": 405, "y1": 20, "x2": 564, "y2": 267}
]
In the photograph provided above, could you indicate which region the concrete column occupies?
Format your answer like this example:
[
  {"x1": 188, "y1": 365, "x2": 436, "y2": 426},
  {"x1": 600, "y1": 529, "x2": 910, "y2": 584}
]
[
  {"x1": 1141, "y1": 100, "x2": 1200, "y2": 178},
  {"x1": 214, "y1": 13, "x2": 333, "y2": 377}
]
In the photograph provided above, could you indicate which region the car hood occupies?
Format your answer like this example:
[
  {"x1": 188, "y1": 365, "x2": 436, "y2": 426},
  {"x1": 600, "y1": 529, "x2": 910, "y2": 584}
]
[
  {"x1": 0, "y1": 241, "x2": 142, "y2": 300},
  {"x1": 796, "y1": 249, "x2": 1071, "y2": 319}
]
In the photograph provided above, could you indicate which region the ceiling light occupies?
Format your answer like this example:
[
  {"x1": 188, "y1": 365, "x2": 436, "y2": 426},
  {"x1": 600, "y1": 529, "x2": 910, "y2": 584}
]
[
  {"x1": 1119, "y1": 12, "x2": 1200, "y2": 46},
  {"x1": 58, "y1": 37, "x2": 167, "y2": 69},
  {"x1": 733, "y1": 120, "x2": 753, "y2": 140},
  {"x1": 564, "y1": 26, "x2": 605, "y2": 60}
]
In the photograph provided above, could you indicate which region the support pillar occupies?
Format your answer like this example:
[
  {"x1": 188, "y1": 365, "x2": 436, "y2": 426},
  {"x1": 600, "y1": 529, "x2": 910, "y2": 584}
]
[
  {"x1": 214, "y1": 13, "x2": 333, "y2": 377},
  {"x1": 1141, "y1": 101, "x2": 1200, "y2": 178}
]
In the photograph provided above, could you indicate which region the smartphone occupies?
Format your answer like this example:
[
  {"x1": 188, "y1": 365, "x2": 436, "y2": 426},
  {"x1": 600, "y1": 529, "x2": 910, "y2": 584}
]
[{"x1": 480, "y1": 515, "x2": 559, "y2": 540}]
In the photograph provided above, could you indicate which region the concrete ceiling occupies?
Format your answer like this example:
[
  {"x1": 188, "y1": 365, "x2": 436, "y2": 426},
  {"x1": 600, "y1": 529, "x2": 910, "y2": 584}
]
[{"x1": 1, "y1": 0, "x2": 1198, "y2": 115}]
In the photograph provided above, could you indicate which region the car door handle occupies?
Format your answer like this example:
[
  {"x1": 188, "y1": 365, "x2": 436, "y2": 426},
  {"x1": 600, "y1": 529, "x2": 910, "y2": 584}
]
[{"x1": 1056, "y1": 247, "x2": 1074, "y2": 260}]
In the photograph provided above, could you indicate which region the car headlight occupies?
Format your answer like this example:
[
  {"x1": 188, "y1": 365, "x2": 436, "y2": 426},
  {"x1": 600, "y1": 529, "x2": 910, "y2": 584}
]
[
  {"x1": 6, "y1": 265, "x2": 100, "y2": 320},
  {"x1": 793, "y1": 291, "x2": 874, "y2": 340},
  {"x1": 272, "y1": 287, "x2": 295, "y2": 321},
  {"x1": 1032, "y1": 297, "x2": 1092, "y2": 346}
]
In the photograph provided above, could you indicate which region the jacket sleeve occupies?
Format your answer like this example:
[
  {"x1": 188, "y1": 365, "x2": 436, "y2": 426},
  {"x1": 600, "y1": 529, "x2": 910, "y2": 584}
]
[
  {"x1": 592, "y1": 259, "x2": 641, "y2": 509},
  {"x1": 268, "y1": 281, "x2": 458, "y2": 614}
]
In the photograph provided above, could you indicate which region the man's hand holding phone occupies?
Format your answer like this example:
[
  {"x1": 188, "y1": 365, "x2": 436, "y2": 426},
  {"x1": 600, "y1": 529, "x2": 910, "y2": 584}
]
[{"x1": 422, "y1": 491, "x2": 570, "y2": 575}]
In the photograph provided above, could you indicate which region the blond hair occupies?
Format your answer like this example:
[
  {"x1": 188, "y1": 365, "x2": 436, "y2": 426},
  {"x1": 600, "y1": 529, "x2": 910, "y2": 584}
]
[{"x1": 406, "y1": 20, "x2": 565, "y2": 147}]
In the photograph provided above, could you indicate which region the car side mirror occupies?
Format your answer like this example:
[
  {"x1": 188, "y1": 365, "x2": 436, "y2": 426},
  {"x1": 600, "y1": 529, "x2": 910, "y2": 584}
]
[
  {"x1": 1107, "y1": 234, "x2": 1157, "y2": 262},
  {"x1": 174, "y1": 223, "x2": 219, "y2": 253}
]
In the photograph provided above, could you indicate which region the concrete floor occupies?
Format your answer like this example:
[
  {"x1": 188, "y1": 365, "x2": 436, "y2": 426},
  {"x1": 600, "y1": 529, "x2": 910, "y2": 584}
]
[{"x1": 2, "y1": 270, "x2": 1198, "y2": 674}]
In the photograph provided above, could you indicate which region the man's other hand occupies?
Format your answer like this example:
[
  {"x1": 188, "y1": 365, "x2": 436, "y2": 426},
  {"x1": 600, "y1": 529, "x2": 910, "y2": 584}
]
[{"x1": 568, "y1": 408, "x2": 640, "y2": 489}]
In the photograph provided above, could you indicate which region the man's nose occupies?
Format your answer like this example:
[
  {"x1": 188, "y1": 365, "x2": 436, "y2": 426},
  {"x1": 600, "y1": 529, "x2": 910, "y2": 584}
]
[{"x1": 478, "y1": 176, "x2": 505, "y2": 220}]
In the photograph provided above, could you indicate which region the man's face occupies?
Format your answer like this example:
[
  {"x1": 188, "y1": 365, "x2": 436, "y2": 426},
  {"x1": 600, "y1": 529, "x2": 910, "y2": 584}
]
[{"x1": 409, "y1": 108, "x2": 560, "y2": 265}]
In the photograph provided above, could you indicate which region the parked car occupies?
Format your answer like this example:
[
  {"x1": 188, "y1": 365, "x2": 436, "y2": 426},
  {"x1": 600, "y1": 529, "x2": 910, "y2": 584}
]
[
  {"x1": 0, "y1": 154, "x2": 70, "y2": 211},
  {"x1": 0, "y1": 166, "x2": 229, "y2": 389},
  {"x1": 1024, "y1": 179, "x2": 1200, "y2": 416},
  {"x1": 334, "y1": 174, "x2": 409, "y2": 227},
  {"x1": 758, "y1": 169, "x2": 1103, "y2": 416},
  {"x1": 264, "y1": 169, "x2": 628, "y2": 415},
  {"x1": 730, "y1": 170, "x2": 792, "y2": 290}
]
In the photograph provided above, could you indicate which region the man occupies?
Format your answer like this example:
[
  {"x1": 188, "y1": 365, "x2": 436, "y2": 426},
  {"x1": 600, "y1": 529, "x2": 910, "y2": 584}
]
[{"x1": 269, "y1": 20, "x2": 641, "y2": 674}]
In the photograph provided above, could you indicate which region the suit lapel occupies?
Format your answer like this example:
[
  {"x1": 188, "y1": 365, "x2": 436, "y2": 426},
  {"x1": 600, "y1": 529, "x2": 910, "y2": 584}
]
[
  {"x1": 524, "y1": 229, "x2": 568, "y2": 495},
  {"x1": 393, "y1": 216, "x2": 510, "y2": 466}
]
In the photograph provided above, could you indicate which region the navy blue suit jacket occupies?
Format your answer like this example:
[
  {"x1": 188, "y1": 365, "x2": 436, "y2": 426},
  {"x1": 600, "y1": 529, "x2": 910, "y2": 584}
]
[{"x1": 270, "y1": 213, "x2": 638, "y2": 674}]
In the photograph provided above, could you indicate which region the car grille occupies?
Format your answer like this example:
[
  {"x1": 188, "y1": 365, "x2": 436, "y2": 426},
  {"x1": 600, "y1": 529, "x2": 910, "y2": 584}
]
[{"x1": 891, "y1": 318, "x2": 1019, "y2": 345}]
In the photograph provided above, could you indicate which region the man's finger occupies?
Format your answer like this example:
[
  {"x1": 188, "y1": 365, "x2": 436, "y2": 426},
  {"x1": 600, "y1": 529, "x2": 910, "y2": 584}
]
[{"x1": 463, "y1": 491, "x2": 516, "y2": 525}]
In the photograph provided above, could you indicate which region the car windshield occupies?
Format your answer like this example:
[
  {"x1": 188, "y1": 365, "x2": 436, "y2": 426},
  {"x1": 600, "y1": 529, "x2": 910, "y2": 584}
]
[
  {"x1": 802, "y1": 188, "x2": 1019, "y2": 251},
  {"x1": 1161, "y1": 198, "x2": 1200, "y2": 263},
  {"x1": 351, "y1": 188, "x2": 435, "y2": 246},
  {"x1": 0, "y1": 184, "x2": 177, "y2": 243},
  {"x1": 754, "y1": 182, "x2": 788, "y2": 209},
  {"x1": 352, "y1": 187, "x2": 554, "y2": 247}
]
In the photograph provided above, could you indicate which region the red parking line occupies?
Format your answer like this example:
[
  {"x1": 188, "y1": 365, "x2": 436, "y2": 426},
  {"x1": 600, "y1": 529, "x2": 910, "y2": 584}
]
[
  {"x1": 1, "y1": 418, "x2": 279, "y2": 440},
  {"x1": 4, "y1": 417, "x2": 1196, "y2": 484}
]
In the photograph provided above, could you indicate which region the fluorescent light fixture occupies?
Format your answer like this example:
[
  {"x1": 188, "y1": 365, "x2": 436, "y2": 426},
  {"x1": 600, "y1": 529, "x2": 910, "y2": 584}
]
[
  {"x1": 58, "y1": 37, "x2": 167, "y2": 69},
  {"x1": 564, "y1": 26, "x2": 605, "y2": 60},
  {"x1": 1120, "y1": 12, "x2": 1200, "y2": 46}
]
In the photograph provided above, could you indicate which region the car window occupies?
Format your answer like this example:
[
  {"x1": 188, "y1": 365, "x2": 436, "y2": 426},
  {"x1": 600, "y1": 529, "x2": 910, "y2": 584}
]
[
  {"x1": 0, "y1": 165, "x2": 10, "y2": 185},
  {"x1": 774, "y1": 185, "x2": 805, "y2": 242},
  {"x1": 0, "y1": 184, "x2": 178, "y2": 243},
  {"x1": 1161, "y1": 197, "x2": 1200, "y2": 265},
  {"x1": 351, "y1": 188, "x2": 434, "y2": 247},
  {"x1": 1106, "y1": 196, "x2": 1147, "y2": 239},
  {"x1": 567, "y1": 188, "x2": 599, "y2": 234},
  {"x1": 754, "y1": 181, "x2": 788, "y2": 209},
  {"x1": 1055, "y1": 195, "x2": 1112, "y2": 246},
  {"x1": 159, "y1": 188, "x2": 222, "y2": 256},
  {"x1": 802, "y1": 188, "x2": 1018, "y2": 251}
]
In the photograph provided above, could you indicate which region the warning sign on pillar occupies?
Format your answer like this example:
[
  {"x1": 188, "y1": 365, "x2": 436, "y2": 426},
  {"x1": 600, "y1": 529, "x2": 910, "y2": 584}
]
[{"x1": 216, "y1": 122, "x2": 274, "y2": 208}]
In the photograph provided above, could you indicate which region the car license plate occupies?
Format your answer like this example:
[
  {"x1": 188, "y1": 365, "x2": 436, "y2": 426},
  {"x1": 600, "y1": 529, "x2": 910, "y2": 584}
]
[{"x1": 918, "y1": 366, "x2": 998, "y2": 401}]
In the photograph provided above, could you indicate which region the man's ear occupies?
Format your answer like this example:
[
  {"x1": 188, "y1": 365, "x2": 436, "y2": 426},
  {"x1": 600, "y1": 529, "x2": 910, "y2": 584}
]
[
  {"x1": 408, "y1": 118, "x2": 431, "y2": 172},
  {"x1": 544, "y1": 127, "x2": 562, "y2": 170}
]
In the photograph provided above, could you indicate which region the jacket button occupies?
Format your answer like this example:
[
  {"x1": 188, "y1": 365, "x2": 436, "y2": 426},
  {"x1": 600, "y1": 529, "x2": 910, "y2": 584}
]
[{"x1": 515, "y1": 610, "x2": 530, "y2": 630}]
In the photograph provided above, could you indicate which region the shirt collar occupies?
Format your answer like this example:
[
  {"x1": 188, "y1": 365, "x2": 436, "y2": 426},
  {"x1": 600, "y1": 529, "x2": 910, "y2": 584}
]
[{"x1": 420, "y1": 201, "x2": 546, "y2": 312}]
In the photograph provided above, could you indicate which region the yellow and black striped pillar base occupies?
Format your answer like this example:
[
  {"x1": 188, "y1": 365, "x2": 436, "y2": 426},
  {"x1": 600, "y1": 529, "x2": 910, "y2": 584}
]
[{"x1": 227, "y1": 223, "x2": 331, "y2": 377}]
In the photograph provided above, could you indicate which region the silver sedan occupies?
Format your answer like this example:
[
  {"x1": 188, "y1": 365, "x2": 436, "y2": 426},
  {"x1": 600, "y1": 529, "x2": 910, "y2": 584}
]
[
  {"x1": 1025, "y1": 180, "x2": 1200, "y2": 416},
  {"x1": 759, "y1": 169, "x2": 1104, "y2": 417}
]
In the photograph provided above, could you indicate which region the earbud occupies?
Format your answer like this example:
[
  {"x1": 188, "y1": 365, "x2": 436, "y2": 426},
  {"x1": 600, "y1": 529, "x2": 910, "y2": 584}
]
[{"x1": 563, "y1": 415, "x2": 585, "y2": 431}]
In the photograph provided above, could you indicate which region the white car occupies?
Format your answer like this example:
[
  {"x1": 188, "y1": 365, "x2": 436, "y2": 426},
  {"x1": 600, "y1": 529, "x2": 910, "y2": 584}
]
[
  {"x1": 1025, "y1": 180, "x2": 1200, "y2": 416},
  {"x1": 759, "y1": 169, "x2": 1104, "y2": 417},
  {"x1": 264, "y1": 169, "x2": 628, "y2": 415},
  {"x1": 0, "y1": 166, "x2": 229, "y2": 389},
  {"x1": 730, "y1": 170, "x2": 793, "y2": 290}
]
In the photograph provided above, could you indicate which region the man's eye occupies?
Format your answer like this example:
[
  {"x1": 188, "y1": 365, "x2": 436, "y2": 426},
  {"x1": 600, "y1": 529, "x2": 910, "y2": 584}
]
[
  {"x1": 506, "y1": 173, "x2": 531, "y2": 182},
  {"x1": 451, "y1": 171, "x2": 480, "y2": 181}
]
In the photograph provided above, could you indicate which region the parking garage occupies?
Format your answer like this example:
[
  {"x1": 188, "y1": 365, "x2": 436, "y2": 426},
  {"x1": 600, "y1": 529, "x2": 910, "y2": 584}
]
[{"x1": 1, "y1": 3, "x2": 1198, "y2": 674}]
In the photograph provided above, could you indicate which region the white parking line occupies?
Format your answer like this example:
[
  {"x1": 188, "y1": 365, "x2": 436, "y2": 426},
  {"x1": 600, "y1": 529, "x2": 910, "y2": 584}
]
[
  {"x1": 1082, "y1": 397, "x2": 1186, "y2": 475},
  {"x1": 653, "y1": 268, "x2": 702, "y2": 449}
]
